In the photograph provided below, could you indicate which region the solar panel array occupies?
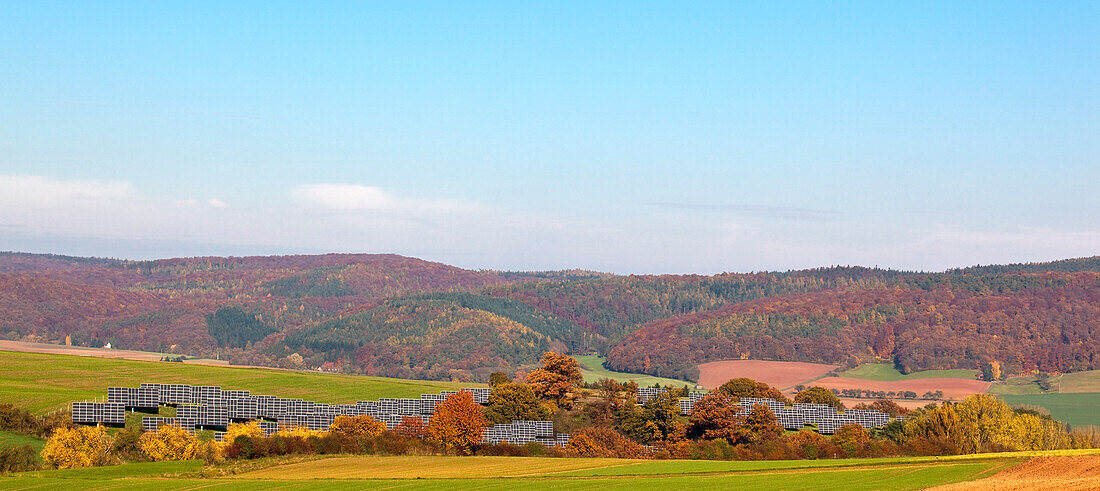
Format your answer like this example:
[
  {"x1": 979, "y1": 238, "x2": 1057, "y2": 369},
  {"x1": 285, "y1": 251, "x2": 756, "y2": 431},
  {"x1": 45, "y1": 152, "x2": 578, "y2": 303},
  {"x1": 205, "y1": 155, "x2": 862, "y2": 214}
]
[
  {"x1": 71, "y1": 402, "x2": 125, "y2": 425},
  {"x1": 633, "y1": 389, "x2": 894, "y2": 434},
  {"x1": 72, "y1": 384, "x2": 565, "y2": 445},
  {"x1": 636, "y1": 387, "x2": 667, "y2": 404},
  {"x1": 483, "y1": 420, "x2": 557, "y2": 446}
]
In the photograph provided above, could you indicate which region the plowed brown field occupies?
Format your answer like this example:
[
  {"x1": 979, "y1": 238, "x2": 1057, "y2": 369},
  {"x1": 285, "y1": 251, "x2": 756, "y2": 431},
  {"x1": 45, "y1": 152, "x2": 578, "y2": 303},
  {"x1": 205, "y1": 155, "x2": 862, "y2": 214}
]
[
  {"x1": 696, "y1": 360, "x2": 838, "y2": 390},
  {"x1": 933, "y1": 455, "x2": 1100, "y2": 490}
]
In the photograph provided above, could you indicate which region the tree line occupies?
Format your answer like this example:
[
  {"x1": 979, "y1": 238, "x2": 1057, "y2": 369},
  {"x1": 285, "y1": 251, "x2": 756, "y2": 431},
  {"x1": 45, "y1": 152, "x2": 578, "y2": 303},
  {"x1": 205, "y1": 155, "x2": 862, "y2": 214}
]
[{"x1": 16, "y1": 353, "x2": 1098, "y2": 472}]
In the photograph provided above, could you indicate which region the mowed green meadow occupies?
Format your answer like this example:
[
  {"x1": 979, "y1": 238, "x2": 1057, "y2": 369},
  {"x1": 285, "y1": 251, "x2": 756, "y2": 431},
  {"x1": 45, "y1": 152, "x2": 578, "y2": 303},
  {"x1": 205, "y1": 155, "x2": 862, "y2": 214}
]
[
  {"x1": 2, "y1": 453, "x2": 1052, "y2": 490},
  {"x1": 838, "y1": 363, "x2": 979, "y2": 381},
  {"x1": 575, "y1": 355, "x2": 695, "y2": 387},
  {"x1": 0, "y1": 350, "x2": 476, "y2": 414}
]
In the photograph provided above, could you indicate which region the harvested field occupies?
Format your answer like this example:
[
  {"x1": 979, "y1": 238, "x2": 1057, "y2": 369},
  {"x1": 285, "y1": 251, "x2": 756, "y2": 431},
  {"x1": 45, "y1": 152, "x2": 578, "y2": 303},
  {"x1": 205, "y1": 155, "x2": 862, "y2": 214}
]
[
  {"x1": 932, "y1": 455, "x2": 1100, "y2": 490},
  {"x1": 810, "y1": 377, "x2": 991, "y2": 400},
  {"x1": 231, "y1": 455, "x2": 635, "y2": 479},
  {"x1": 697, "y1": 360, "x2": 838, "y2": 390}
]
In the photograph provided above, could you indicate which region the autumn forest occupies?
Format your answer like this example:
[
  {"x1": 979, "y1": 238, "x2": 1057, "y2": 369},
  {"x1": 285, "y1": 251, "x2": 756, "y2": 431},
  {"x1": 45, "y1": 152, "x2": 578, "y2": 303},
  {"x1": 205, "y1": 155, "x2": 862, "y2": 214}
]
[{"x1": 3, "y1": 252, "x2": 1100, "y2": 382}]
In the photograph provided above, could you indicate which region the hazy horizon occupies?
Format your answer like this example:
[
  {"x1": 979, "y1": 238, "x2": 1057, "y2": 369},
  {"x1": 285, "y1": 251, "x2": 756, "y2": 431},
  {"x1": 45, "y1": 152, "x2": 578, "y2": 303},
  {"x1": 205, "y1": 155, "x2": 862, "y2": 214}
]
[{"x1": 3, "y1": 2, "x2": 1098, "y2": 274}]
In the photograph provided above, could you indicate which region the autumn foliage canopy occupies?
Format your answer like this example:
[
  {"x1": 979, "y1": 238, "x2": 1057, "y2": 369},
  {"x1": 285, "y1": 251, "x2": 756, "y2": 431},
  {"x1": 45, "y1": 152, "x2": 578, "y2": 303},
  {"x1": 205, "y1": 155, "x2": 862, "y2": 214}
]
[{"x1": 426, "y1": 390, "x2": 489, "y2": 455}]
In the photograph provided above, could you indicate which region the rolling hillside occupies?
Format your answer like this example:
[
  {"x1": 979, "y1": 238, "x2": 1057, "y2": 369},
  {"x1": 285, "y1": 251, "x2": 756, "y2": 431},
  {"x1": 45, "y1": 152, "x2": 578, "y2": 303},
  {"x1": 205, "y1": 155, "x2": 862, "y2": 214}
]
[{"x1": 4, "y1": 252, "x2": 1100, "y2": 383}]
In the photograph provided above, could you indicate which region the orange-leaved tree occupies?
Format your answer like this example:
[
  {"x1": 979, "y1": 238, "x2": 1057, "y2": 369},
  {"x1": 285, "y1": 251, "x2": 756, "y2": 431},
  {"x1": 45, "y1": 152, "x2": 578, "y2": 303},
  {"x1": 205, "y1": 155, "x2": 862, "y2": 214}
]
[
  {"x1": 717, "y1": 378, "x2": 791, "y2": 404},
  {"x1": 687, "y1": 392, "x2": 745, "y2": 442},
  {"x1": 794, "y1": 386, "x2": 843, "y2": 409},
  {"x1": 565, "y1": 427, "x2": 646, "y2": 458},
  {"x1": 526, "y1": 352, "x2": 583, "y2": 408},
  {"x1": 330, "y1": 415, "x2": 386, "y2": 438},
  {"x1": 394, "y1": 416, "x2": 427, "y2": 439},
  {"x1": 832, "y1": 423, "x2": 871, "y2": 456},
  {"x1": 41, "y1": 425, "x2": 112, "y2": 469},
  {"x1": 742, "y1": 404, "x2": 783, "y2": 444},
  {"x1": 427, "y1": 390, "x2": 489, "y2": 455}
]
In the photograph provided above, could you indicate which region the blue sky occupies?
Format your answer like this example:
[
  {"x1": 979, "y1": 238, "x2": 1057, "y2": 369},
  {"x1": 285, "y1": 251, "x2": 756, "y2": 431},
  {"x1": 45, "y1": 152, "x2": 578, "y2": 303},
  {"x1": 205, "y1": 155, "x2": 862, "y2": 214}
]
[{"x1": 1, "y1": 1, "x2": 1097, "y2": 273}]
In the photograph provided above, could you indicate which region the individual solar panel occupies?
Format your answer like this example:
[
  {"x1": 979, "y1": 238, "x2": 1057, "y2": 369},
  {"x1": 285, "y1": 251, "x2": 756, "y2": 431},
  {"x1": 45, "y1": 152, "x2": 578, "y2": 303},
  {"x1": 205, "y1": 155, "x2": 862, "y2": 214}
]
[{"x1": 107, "y1": 387, "x2": 131, "y2": 406}]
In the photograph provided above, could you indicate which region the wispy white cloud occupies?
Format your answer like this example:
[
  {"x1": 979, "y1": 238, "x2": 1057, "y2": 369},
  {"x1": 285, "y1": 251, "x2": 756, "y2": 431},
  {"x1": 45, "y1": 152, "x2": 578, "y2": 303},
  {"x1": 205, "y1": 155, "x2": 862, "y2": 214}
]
[
  {"x1": 0, "y1": 175, "x2": 136, "y2": 209},
  {"x1": 290, "y1": 184, "x2": 396, "y2": 211},
  {"x1": 648, "y1": 201, "x2": 838, "y2": 221},
  {"x1": 289, "y1": 183, "x2": 482, "y2": 215}
]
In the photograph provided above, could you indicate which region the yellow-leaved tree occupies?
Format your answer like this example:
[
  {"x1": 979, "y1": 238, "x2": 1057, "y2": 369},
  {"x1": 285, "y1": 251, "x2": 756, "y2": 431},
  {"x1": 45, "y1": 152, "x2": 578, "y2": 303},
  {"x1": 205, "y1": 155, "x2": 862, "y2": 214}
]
[
  {"x1": 275, "y1": 425, "x2": 327, "y2": 439},
  {"x1": 222, "y1": 421, "x2": 265, "y2": 444},
  {"x1": 41, "y1": 425, "x2": 112, "y2": 469},
  {"x1": 330, "y1": 415, "x2": 386, "y2": 438},
  {"x1": 140, "y1": 424, "x2": 201, "y2": 461}
]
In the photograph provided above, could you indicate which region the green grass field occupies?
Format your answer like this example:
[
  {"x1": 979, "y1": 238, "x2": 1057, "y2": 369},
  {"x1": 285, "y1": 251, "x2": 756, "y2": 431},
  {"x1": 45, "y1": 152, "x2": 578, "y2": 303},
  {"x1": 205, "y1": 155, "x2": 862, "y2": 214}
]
[
  {"x1": 989, "y1": 376, "x2": 1044, "y2": 395},
  {"x1": 1050, "y1": 370, "x2": 1100, "y2": 393},
  {"x1": 838, "y1": 363, "x2": 979, "y2": 381},
  {"x1": 989, "y1": 370, "x2": 1100, "y2": 396},
  {"x1": 575, "y1": 355, "x2": 695, "y2": 387},
  {"x1": 0, "y1": 429, "x2": 45, "y2": 454},
  {"x1": 0, "y1": 350, "x2": 476, "y2": 414},
  {"x1": 998, "y1": 393, "x2": 1100, "y2": 428},
  {"x1": 1, "y1": 453, "x2": 1049, "y2": 490}
]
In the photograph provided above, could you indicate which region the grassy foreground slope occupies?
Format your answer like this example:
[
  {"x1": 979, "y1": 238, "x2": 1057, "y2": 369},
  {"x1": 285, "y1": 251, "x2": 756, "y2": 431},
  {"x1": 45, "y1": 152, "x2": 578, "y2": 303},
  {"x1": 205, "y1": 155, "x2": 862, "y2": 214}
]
[
  {"x1": 838, "y1": 363, "x2": 979, "y2": 381},
  {"x1": 2, "y1": 453, "x2": 1041, "y2": 490},
  {"x1": 0, "y1": 350, "x2": 474, "y2": 414}
]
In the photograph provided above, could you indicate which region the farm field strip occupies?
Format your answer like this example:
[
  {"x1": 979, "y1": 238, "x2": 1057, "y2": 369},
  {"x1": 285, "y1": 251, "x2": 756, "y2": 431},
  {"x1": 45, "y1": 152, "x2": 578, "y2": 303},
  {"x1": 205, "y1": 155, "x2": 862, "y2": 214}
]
[
  {"x1": 1049, "y1": 369, "x2": 1100, "y2": 393},
  {"x1": 997, "y1": 393, "x2": 1100, "y2": 428},
  {"x1": 931, "y1": 455, "x2": 1100, "y2": 490},
  {"x1": 0, "y1": 340, "x2": 229, "y2": 365},
  {"x1": 230, "y1": 455, "x2": 636, "y2": 479},
  {"x1": 575, "y1": 355, "x2": 694, "y2": 387},
  {"x1": 232, "y1": 450, "x2": 1100, "y2": 480},
  {"x1": 838, "y1": 363, "x2": 979, "y2": 381},
  {"x1": 695, "y1": 360, "x2": 838, "y2": 390},
  {"x1": 808, "y1": 376, "x2": 991, "y2": 400},
  {"x1": 3, "y1": 455, "x2": 1030, "y2": 490}
]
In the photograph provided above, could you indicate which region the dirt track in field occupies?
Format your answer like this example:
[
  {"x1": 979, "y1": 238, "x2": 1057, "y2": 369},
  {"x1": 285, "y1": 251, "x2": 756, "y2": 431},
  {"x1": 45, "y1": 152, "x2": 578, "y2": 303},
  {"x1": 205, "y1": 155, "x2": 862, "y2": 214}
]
[
  {"x1": 696, "y1": 360, "x2": 838, "y2": 390},
  {"x1": 932, "y1": 455, "x2": 1100, "y2": 490}
]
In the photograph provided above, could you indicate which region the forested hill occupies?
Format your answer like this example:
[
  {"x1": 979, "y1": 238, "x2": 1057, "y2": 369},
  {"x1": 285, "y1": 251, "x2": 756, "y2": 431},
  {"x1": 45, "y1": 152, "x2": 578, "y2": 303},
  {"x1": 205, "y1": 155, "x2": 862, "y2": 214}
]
[{"x1": 3, "y1": 251, "x2": 1100, "y2": 382}]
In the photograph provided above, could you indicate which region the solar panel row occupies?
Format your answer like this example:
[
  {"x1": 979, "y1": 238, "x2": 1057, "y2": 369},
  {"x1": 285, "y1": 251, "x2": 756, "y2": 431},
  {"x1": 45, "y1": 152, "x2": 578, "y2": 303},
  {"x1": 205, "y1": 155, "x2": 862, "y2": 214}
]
[
  {"x1": 73, "y1": 384, "x2": 561, "y2": 445},
  {"x1": 483, "y1": 420, "x2": 560, "y2": 446},
  {"x1": 71, "y1": 402, "x2": 125, "y2": 426}
]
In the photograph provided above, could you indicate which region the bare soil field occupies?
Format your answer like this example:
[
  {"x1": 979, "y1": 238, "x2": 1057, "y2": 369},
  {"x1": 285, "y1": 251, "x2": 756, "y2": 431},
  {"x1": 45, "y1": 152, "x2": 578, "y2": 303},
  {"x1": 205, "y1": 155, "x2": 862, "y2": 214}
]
[
  {"x1": 933, "y1": 455, "x2": 1100, "y2": 490},
  {"x1": 810, "y1": 376, "x2": 992, "y2": 401},
  {"x1": 697, "y1": 360, "x2": 838, "y2": 390}
]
